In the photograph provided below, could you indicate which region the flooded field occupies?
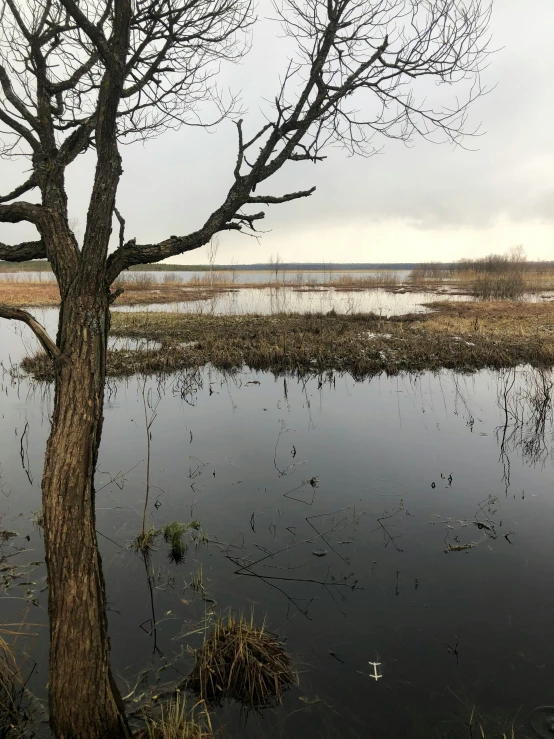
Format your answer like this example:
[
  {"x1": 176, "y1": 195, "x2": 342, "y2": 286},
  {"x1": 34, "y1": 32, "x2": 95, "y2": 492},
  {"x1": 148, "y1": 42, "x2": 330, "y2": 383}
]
[{"x1": 1, "y1": 302, "x2": 553, "y2": 738}]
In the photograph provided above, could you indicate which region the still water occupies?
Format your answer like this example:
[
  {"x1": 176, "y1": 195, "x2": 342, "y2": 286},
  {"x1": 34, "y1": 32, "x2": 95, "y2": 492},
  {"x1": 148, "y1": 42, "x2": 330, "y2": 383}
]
[{"x1": 1, "y1": 313, "x2": 553, "y2": 738}]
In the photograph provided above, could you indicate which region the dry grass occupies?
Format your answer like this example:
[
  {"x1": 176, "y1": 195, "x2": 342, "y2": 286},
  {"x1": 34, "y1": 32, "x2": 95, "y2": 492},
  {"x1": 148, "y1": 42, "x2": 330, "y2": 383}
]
[
  {"x1": 186, "y1": 272, "x2": 232, "y2": 286},
  {"x1": 329, "y1": 271, "x2": 400, "y2": 288},
  {"x1": 0, "y1": 278, "x2": 223, "y2": 307},
  {"x1": 0, "y1": 627, "x2": 35, "y2": 738},
  {"x1": 184, "y1": 611, "x2": 295, "y2": 707},
  {"x1": 135, "y1": 694, "x2": 213, "y2": 739},
  {"x1": 0, "y1": 281, "x2": 60, "y2": 307},
  {"x1": 422, "y1": 300, "x2": 554, "y2": 338},
  {"x1": 0, "y1": 635, "x2": 24, "y2": 736},
  {"x1": 21, "y1": 301, "x2": 554, "y2": 381}
]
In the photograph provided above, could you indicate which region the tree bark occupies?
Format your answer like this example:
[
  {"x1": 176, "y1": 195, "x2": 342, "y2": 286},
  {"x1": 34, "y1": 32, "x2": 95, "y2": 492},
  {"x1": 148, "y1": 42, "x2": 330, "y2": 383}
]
[{"x1": 41, "y1": 286, "x2": 131, "y2": 739}]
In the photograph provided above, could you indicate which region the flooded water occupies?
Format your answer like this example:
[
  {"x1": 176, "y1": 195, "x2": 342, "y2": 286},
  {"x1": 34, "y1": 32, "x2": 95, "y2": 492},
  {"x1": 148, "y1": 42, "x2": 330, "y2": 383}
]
[
  {"x1": 1, "y1": 307, "x2": 553, "y2": 737},
  {"x1": 115, "y1": 285, "x2": 478, "y2": 317},
  {"x1": 3, "y1": 270, "x2": 554, "y2": 320}
]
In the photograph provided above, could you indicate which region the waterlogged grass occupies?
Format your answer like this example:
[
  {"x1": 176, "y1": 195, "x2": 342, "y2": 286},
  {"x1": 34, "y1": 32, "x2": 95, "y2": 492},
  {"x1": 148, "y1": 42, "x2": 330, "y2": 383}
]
[
  {"x1": 130, "y1": 522, "x2": 203, "y2": 562},
  {"x1": 20, "y1": 301, "x2": 554, "y2": 380},
  {"x1": 136, "y1": 693, "x2": 213, "y2": 739},
  {"x1": 184, "y1": 611, "x2": 296, "y2": 707}
]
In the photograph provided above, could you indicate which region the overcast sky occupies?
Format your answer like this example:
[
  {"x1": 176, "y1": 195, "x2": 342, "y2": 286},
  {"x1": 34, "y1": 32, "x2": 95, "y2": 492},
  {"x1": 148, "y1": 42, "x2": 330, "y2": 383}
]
[{"x1": 2, "y1": 0, "x2": 553, "y2": 265}]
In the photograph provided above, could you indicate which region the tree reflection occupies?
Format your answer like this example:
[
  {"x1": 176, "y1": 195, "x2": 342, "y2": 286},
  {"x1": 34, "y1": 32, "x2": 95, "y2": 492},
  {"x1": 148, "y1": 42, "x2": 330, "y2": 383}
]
[{"x1": 495, "y1": 368, "x2": 554, "y2": 492}]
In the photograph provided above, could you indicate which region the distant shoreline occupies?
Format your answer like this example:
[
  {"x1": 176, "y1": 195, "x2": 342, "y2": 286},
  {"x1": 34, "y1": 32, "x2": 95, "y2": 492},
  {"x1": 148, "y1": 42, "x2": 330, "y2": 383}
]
[{"x1": 0, "y1": 260, "x2": 418, "y2": 272}]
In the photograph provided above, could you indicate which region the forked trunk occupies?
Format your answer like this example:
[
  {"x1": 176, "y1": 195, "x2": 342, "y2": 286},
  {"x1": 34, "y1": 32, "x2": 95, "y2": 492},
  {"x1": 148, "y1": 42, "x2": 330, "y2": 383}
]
[{"x1": 41, "y1": 288, "x2": 131, "y2": 738}]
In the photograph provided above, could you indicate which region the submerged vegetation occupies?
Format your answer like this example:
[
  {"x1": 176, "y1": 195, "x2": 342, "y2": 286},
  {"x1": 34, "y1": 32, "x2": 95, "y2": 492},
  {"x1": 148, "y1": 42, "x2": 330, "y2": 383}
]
[
  {"x1": 20, "y1": 301, "x2": 554, "y2": 381},
  {"x1": 131, "y1": 522, "x2": 203, "y2": 562},
  {"x1": 185, "y1": 611, "x2": 295, "y2": 707}
]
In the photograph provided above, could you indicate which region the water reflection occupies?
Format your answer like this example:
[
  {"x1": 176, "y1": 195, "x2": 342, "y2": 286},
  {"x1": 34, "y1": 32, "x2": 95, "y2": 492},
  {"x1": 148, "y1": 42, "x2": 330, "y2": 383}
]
[{"x1": 1, "y1": 358, "x2": 553, "y2": 737}]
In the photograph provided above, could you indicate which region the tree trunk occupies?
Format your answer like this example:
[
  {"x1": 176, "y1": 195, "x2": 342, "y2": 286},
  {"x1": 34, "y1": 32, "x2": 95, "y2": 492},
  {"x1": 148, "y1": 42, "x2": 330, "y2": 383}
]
[{"x1": 41, "y1": 287, "x2": 131, "y2": 739}]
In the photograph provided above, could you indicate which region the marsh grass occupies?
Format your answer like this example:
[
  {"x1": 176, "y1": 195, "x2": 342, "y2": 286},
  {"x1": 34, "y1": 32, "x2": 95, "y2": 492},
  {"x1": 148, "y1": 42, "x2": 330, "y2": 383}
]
[
  {"x1": 162, "y1": 521, "x2": 200, "y2": 564},
  {"x1": 0, "y1": 626, "x2": 36, "y2": 739},
  {"x1": 0, "y1": 275, "x2": 215, "y2": 307},
  {"x1": 131, "y1": 526, "x2": 159, "y2": 556},
  {"x1": 130, "y1": 522, "x2": 202, "y2": 561},
  {"x1": 0, "y1": 281, "x2": 60, "y2": 307},
  {"x1": 185, "y1": 611, "x2": 296, "y2": 707},
  {"x1": 0, "y1": 635, "x2": 24, "y2": 737},
  {"x1": 330, "y1": 271, "x2": 400, "y2": 288},
  {"x1": 136, "y1": 693, "x2": 213, "y2": 739},
  {"x1": 22, "y1": 301, "x2": 554, "y2": 381},
  {"x1": 186, "y1": 272, "x2": 231, "y2": 287},
  {"x1": 187, "y1": 565, "x2": 204, "y2": 594}
]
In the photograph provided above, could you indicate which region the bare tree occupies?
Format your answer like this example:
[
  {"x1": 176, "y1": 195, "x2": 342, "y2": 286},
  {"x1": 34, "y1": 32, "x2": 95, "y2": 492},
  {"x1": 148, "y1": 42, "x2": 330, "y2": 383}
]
[
  {"x1": 269, "y1": 252, "x2": 283, "y2": 282},
  {"x1": 0, "y1": 0, "x2": 491, "y2": 736}
]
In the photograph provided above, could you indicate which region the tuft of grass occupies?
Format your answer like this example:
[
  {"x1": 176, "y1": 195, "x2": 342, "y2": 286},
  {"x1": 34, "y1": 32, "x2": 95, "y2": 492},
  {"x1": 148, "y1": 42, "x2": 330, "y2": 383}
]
[
  {"x1": 163, "y1": 522, "x2": 195, "y2": 564},
  {"x1": 185, "y1": 610, "x2": 296, "y2": 707},
  {"x1": 136, "y1": 693, "x2": 213, "y2": 739},
  {"x1": 188, "y1": 565, "x2": 204, "y2": 594},
  {"x1": 131, "y1": 527, "x2": 159, "y2": 556}
]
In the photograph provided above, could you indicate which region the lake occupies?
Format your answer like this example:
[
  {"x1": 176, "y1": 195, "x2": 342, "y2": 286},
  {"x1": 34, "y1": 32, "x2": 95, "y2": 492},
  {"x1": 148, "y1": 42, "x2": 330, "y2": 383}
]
[{"x1": 1, "y1": 303, "x2": 553, "y2": 738}]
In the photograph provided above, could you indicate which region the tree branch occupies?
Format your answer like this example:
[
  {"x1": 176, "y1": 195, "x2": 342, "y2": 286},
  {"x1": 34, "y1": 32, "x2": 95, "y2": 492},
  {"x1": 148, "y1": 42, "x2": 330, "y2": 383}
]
[
  {"x1": 0, "y1": 305, "x2": 60, "y2": 360},
  {"x1": 57, "y1": 0, "x2": 114, "y2": 68},
  {"x1": 114, "y1": 206, "x2": 126, "y2": 250},
  {"x1": 0, "y1": 108, "x2": 39, "y2": 150},
  {"x1": 246, "y1": 187, "x2": 316, "y2": 204},
  {"x1": 0, "y1": 175, "x2": 37, "y2": 204},
  {"x1": 0, "y1": 240, "x2": 46, "y2": 262},
  {"x1": 0, "y1": 202, "x2": 44, "y2": 225},
  {"x1": 0, "y1": 65, "x2": 40, "y2": 131},
  {"x1": 47, "y1": 51, "x2": 101, "y2": 94}
]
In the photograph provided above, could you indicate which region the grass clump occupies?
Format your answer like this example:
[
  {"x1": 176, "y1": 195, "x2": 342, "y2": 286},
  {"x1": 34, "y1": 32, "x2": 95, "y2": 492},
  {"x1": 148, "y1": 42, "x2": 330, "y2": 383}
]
[
  {"x1": 163, "y1": 521, "x2": 200, "y2": 564},
  {"x1": 131, "y1": 527, "x2": 159, "y2": 556},
  {"x1": 136, "y1": 693, "x2": 213, "y2": 739},
  {"x1": 185, "y1": 611, "x2": 296, "y2": 707},
  {"x1": 130, "y1": 522, "x2": 202, "y2": 562},
  {"x1": 0, "y1": 633, "x2": 33, "y2": 738}
]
